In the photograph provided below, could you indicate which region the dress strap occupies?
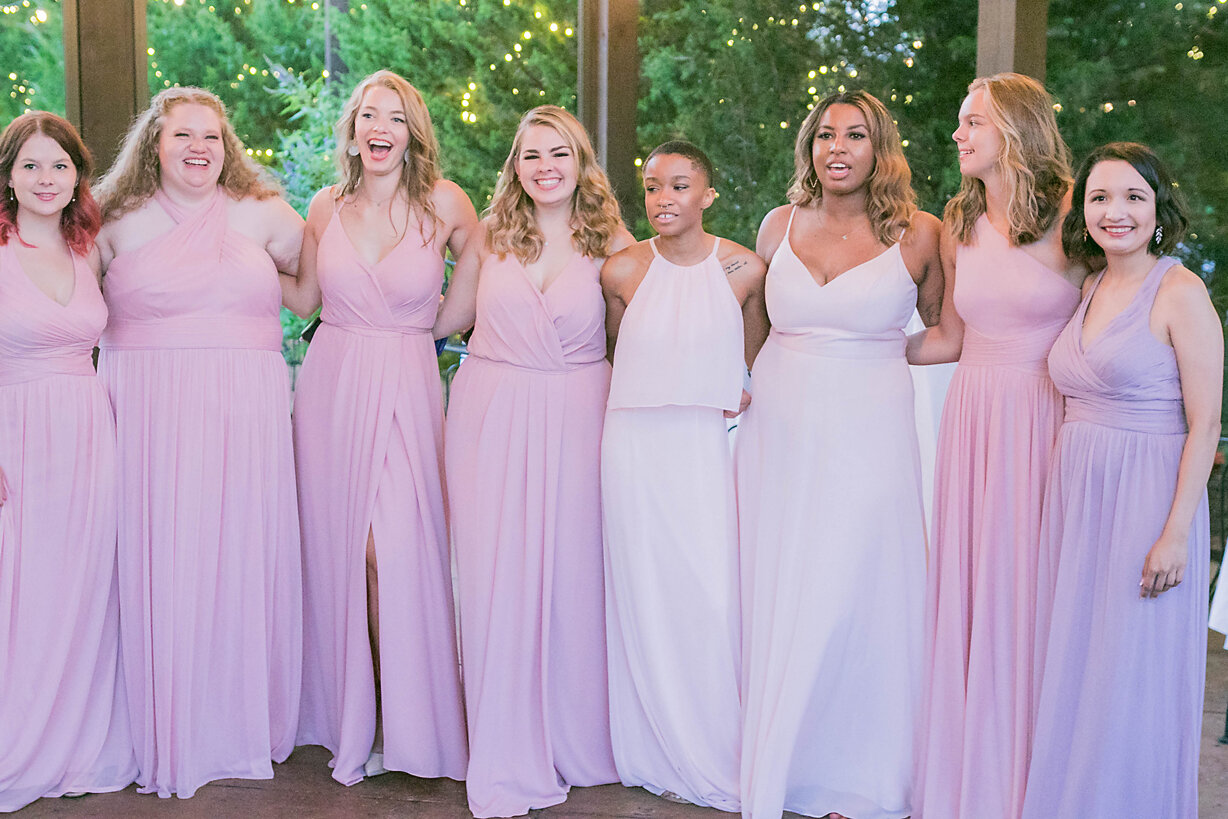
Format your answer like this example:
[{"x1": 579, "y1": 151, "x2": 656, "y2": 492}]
[
  {"x1": 648, "y1": 236, "x2": 661, "y2": 258},
  {"x1": 784, "y1": 206, "x2": 799, "y2": 240},
  {"x1": 708, "y1": 236, "x2": 722, "y2": 261}
]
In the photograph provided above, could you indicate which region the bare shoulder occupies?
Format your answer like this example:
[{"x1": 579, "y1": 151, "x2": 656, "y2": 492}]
[
  {"x1": 903, "y1": 210, "x2": 942, "y2": 251},
  {"x1": 719, "y1": 238, "x2": 766, "y2": 278},
  {"x1": 304, "y1": 186, "x2": 338, "y2": 233},
  {"x1": 602, "y1": 239, "x2": 653, "y2": 286},
  {"x1": 431, "y1": 178, "x2": 475, "y2": 219},
  {"x1": 1157, "y1": 262, "x2": 1212, "y2": 307},
  {"x1": 607, "y1": 225, "x2": 637, "y2": 256},
  {"x1": 756, "y1": 204, "x2": 792, "y2": 260}
]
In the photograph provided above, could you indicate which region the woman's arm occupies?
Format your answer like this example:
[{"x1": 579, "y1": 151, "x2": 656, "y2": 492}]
[
  {"x1": 433, "y1": 220, "x2": 488, "y2": 340},
  {"x1": 434, "y1": 179, "x2": 479, "y2": 262},
  {"x1": 1140, "y1": 266, "x2": 1224, "y2": 598},
  {"x1": 280, "y1": 189, "x2": 332, "y2": 319},
  {"x1": 903, "y1": 211, "x2": 944, "y2": 327},
  {"x1": 906, "y1": 225, "x2": 964, "y2": 364}
]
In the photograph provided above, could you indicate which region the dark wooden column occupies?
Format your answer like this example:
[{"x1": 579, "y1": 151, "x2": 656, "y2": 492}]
[
  {"x1": 62, "y1": 0, "x2": 149, "y2": 173},
  {"x1": 976, "y1": 0, "x2": 1049, "y2": 81},
  {"x1": 578, "y1": 0, "x2": 639, "y2": 223}
]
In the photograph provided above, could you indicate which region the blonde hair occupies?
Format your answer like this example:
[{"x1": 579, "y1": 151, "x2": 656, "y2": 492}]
[
  {"x1": 788, "y1": 90, "x2": 916, "y2": 246},
  {"x1": 486, "y1": 105, "x2": 623, "y2": 264},
  {"x1": 944, "y1": 73, "x2": 1072, "y2": 246},
  {"x1": 96, "y1": 86, "x2": 279, "y2": 221},
  {"x1": 333, "y1": 70, "x2": 440, "y2": 241}
]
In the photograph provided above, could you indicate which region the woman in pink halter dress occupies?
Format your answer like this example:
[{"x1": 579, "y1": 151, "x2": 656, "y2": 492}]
[
  {"x1": 94, "y1": 88, "x2": 305, "y2": 799},
  {"x1": 907, "y1": 74, "x2": 1085, "y2": 819},
  {"x1": 435, "y1": 106, "x2": 632, "y2": 818},
  {"x1": 0, "y1": 113, "x2": 137, "y2": 813},
  {"x1": 601, "y1": 142, "x2": 768, "y2": 812},
  {"x1": 1022, "y1": 144, "x2": 1219, "y2": 818},
  {"x1": 736, "y1": 93, "x2": 943, "y2": 819},
  {"x1": 285, "y1": 72, "x2": 474, "y2": 786}
]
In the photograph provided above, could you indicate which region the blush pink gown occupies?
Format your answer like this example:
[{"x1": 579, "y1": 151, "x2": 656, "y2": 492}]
[
  {"x1": 913, "y1": 215, "x2": 1079, "y2": 818},
  {"x1": 0, "y1": 244, "x2": 137, "y2": 812},
  {"x1": 1022, "y1": 257, "x2": 1206, "y2": 817},
  {"x1": 294, "y1": 203, "x2": 467, "y2": 785},
  {"x1": 98, "y1": 189, "x2": 302, "y2": 799},
  {"x1": 602, "y1": 237, "x2": 743, "y2": 812},
  {"x1": 446, "y1": 249, "x2": 618, "y2": 818}
]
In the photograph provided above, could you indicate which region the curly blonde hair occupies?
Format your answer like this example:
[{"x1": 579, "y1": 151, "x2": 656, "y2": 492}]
[
  {"x1": 333, "y1": 70, "x2": 440, "y2": 241},
  {"x1": 486, "y1": 105, "x2": 623, "y2": 264},
  {"x1": 788, "y1": 90, "x2": 916, "y2": 247},
  {"x1": 95, "y1": 86, "x2": 279, "y2": 221},
  {"x1": 944, "y1": 73, "x2": 1072, "y2": 247}
]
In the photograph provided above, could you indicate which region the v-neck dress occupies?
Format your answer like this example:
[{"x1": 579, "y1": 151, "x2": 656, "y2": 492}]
[
  {"x1": 913, "y1": 214, "x2": 1080, "y2": 819},
  {"x1": 0, "y1": 244, "x2": 137, "y2": 812},
  {"x1": 735, "y1": 209, "x2": 925, "y2": 819},
  {"x1": 294, "y1": 202, "x2": 467, "y2": 785},
  {"x1": 98, "y1": 188, "x2": 302, "y2": 799},
  {"x1": 602, "y1": 237, "x2": 743, "y2": 812},
  {"x1": 446, "y1": 248, "x2": 618, "y2": 818},
  {"x1": 1021, "y1": 257, "x2": 1206, "y2": 818}
]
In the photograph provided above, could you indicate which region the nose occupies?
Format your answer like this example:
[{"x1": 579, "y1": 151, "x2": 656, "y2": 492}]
[{"x1": 952, "y1": 122, "x2": 966, "y2": 142}]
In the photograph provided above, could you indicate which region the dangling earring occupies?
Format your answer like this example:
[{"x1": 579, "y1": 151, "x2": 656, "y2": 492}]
[
  {"x1": 1153, "y1": 225, "x2": 1163, "y2": 245},
  {"x1": 1082, "y1": 227, "x2": 1089, "y2": 243},
  {"x1": 403, "y1": 149, "x2": 410, "y2": 164},
  {"x1": 347, "y1": 143, "x2": 360, "y2": 157},
  {"x1": 6, "y1": 186, "x2": 13, "y2": 202}
]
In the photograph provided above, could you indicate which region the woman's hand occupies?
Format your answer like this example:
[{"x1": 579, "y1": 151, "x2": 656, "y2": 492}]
[
  {"x1": 1139, "y1": 529, "x2": 1188, "y2": 598},
  {"x1": 724, "y1": 389, "x2": 752, "y2": 419}
]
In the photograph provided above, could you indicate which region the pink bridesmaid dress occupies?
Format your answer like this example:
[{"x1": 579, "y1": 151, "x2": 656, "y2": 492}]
[
  {"x1": 446, "y1": 250, "x2": 618, "y2": 818},
  {"x1": 1022, "y1": 257, "x2": 1207, "y2": 817},
  {"x1": 602, "y1": 237, "x2": 742, "y2": 811},
  {"x1": 98, "y1": 189, "x2": 302, "y2": 799},
  {"x1": 913, "y1": 214, "x2": 1079, "y2": 818},
  {"x1": 294, "y1": 201, "x2": 467, "y2": 784},
  {"x1": 0, "y1": 245, "x2": 137, "y2": 812}
]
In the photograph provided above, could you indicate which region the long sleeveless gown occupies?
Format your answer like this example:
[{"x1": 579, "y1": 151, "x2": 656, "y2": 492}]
[
  {"x1": 446, "y1": 249, "x2": 618, "y2": 818},
  {"x1": 98, "y1": 189, "x2": 302, "y2": 799},
  {"x1": 736, "y1": 211, "x2": 925, "y2": 819},
  {"x1": 913, "y1": 214, "x2": 1080, "y2": 818},
  {"x1": 1022, "y1": 257, "x2": 1207, "y2": 818},
  {"x1": 294, "y1": 202, "x2": 467, "y2": 785},
  {"x1": 602, "y1": 236, "x2": 742, "y2": 812},
  {"x1": 0, "y1": 245, "x2": 137, "y2": 812}
]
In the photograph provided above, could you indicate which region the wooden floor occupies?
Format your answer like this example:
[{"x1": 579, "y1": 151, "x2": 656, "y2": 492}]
[{"x1": 13, "y1": 631, "x2": 1228, "y2": 818}]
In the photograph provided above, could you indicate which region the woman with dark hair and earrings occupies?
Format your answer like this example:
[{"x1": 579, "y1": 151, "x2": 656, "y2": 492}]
[
  {"x1": 0, "y1": 111, "x2": 137, "y2": 812},
  {"x1": 1022, "y1": 143, "x2": 1219, "y2": 818}
]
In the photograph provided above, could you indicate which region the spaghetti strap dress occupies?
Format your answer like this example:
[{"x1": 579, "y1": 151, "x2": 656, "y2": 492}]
[
  {"x1": 446, "y1": 249, "x2": 618, "y2": 818},
  {"x1": 98, "y1": 188, "x2": 302, "y2": 799},
  {"x1": 913, "y1": 214, "x2": 1079, "y2": 818},
  {"x1": 1022, "y1": 257, "x2": 1206, "y2": 818},
  {"x1": 294, "y1": 201, "x2": 467, "y2": 785},
  {"x1": 0, "y1": 245, "x2": 137, "y2": 812},
  {"x1": 736, "y1": 209, "x2": 925, "y2": 819},
  {"x1": 603, "y1": 236, "x2": 743, "y2": 812}
]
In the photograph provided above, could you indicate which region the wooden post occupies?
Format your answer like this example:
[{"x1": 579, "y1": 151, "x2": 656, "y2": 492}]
[
  {"x1": 976, "y1": 0, "x2": 1049, "y2": 81},
  {"x1": 62, "y1": 0, "x2": 149, "y2": 173},
  {"x1": 578, "y1": 0, "x2": 639, "y2": 223}
]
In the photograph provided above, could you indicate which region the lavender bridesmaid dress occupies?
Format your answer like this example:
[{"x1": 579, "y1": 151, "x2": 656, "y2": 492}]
[
  {"x1": 1022, "y1": 257, "x2": 1207, "y2": 817},
  {"x1": 98, "y1": 189, "x2": 302, "y2": 798},
  {"x1": 446, "y1": 250, "x2": 618, "y2": 818},
  {"x1": 0, "y1": 245, "x2": 137, "y2": 812},
  {"x1": 913, "y1": 215, "x2": 1080, "y2": 818},
  {"x1": 294, "y1": 202, "x2": 467, "y2": 785}
]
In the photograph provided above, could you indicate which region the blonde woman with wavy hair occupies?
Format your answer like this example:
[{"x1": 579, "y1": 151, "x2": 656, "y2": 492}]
[
  {"x1": 907, "y1": 73, "x2": 1087, "y2": 819},
  {"x1": 94, "y1": 86, "x2": 305, "y2": 799},
  {"x1": 433, "y1": 104, "x2": 631, "y2": 817},
  {"x1": 733, "y1": 90, "x2": 942, "y2": 819},
  {"x1": 285, "y1": 70, "x2": 475, "y2": 787}
]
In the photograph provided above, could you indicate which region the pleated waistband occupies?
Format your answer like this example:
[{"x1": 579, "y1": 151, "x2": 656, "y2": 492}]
[
  {"x1": 101, "y1": 316, "x2": 282, "y2": 351},
  {"x1": 769, "y1": 327, "x2": 905, "y2": 360},
  {"x1": 1064, "y1": 396, "x2": 1188, "y2": 435},
  {"x1": 320, "y1": 321, "x2": 432, "y2": 339},
  {"x1": 0, "y1": 354, "x2": 96, "y2": 386},
  {"x1": 958, "y1": 326, "x2": 1064, "y2": 374}
]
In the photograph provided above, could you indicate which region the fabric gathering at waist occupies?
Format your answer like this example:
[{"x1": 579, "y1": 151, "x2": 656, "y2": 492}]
[
  {"x1": 0, "y1": 351, "x2": 96, "y2": 386},
  {"x1": 958, "y1": 326, "x2": 1064, "y2": 373},
  {"x1": 100, "y1": 316, "x2": 282, "y2": 352},
  {"x1": 318, "y1": 319, "x2": 432, "y2": 339},
  {"x1": 463, "y1": 351, "x2": 607, "y2": 375},
  {"x1": 768, "y1": 327, "x2": 905, "y2": 360},
  {"x1": 1063, "y1": 394, "x2": 1188, "y2": 435}
]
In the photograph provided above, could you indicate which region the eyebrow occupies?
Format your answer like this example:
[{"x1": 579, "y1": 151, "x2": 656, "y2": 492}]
[{"x1": 523, "y1": 144, "x2": 569, "y2": 153}]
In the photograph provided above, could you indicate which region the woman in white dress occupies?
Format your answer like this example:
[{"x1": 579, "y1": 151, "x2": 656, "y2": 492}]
[{"x1": 735, "y1": 91, "x2": 943, "y2": 819}]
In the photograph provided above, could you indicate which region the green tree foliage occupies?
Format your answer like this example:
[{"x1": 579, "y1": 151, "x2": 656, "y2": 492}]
[{"x1": 0, "y1": 0, "x2": 65, "y2": 120}]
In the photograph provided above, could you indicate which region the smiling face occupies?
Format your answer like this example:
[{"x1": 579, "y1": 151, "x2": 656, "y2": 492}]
[
  {"x1": 354, "y1": 84, "x2": 410, "y2": 174},
  {"x1": 157, "y1": 102, "x2": 224, "y2": 197},
  {"x1": 8, "y1": 132, "x2": 77, "y2": 220},
  {"x1": 953, "y1": 87, "x2": 1004, "y2": 182},
  {"x1": 643, "y1": 152, "x2": 714, "y2": 237},
  {"x1": 514, "y1": 124, "x2": 579, "y2": 209},
  {"x1": 1083, "y1": 159, "x2": 1157, "y2": 259},
  {"x1": 810, "y1": 103, "x2": 875, "y2": 195}
]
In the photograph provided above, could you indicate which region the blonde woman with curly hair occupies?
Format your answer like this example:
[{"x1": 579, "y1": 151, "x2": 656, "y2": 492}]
[
  {"x1": 907, "y1": 73, "x2": 1087, "y2": 819},
  {"x1": 732, "y1": 90, "x2": 942, "y2": 819},
  {"x1": 94, "y1": 86, "x2": 305, "y2": 799},
  {"x1": 433, "y1": 105, "x2": 632, "y2": 817},
  {"x1": 284, "y1": 70, "x2": 475, "y2": 787}
]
